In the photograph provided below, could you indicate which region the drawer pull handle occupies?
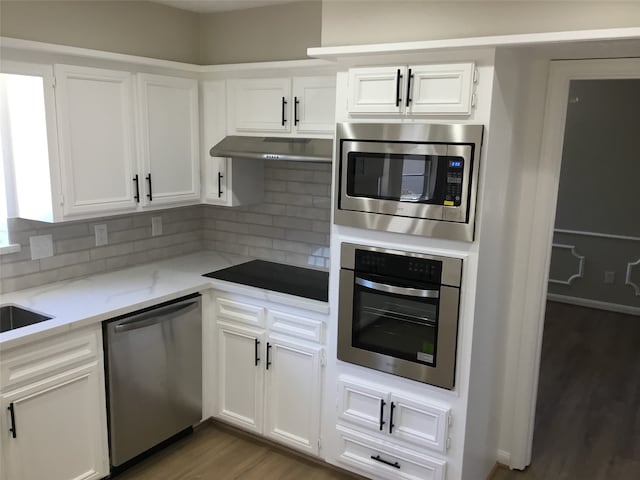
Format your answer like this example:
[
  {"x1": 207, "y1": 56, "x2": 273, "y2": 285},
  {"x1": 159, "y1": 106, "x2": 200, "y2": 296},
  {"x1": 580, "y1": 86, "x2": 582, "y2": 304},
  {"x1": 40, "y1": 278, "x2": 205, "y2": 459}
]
[
  {"x1": 371, "y1": 455, "x2": 400, "y2": 469},
  {"x1": 8, "y1": 403, "x2": 17, "y2": 438},
  {"x1": 254, "y1": 338, "x2": 260, "y2": 366}
]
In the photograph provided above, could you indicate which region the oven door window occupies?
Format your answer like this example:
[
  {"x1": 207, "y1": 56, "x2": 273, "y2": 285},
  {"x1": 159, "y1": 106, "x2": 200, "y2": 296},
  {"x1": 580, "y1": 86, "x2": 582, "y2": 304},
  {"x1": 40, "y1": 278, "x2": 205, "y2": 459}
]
[
  {"x1": 346, "y1": 152, "x2": 457, "y2": 204},
  {"x1": 352, "y1": 275, "x2": 439, "y2": 366}
]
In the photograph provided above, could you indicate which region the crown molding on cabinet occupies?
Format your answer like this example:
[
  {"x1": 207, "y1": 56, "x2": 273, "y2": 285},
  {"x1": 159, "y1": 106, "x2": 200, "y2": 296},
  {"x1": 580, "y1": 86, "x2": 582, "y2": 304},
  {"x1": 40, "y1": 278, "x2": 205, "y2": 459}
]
[
  {"x1": 307, "y1": 27, "x2": 640, "y2": 60},
  {"x1": 0, "y1": 37, "x2": 335, "y2": 75}
]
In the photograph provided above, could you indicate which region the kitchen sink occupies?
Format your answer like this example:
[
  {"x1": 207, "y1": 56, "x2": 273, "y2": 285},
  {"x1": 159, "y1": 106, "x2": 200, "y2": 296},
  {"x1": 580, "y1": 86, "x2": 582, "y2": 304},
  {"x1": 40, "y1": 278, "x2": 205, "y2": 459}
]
[{"x1": 0, "y1": 305, "x2": 52, "y2": 333}]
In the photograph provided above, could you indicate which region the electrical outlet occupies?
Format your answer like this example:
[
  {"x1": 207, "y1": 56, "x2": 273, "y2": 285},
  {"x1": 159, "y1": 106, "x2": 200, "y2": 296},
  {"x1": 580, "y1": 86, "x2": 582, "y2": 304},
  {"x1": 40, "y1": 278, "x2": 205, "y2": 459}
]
[
  {"x1": 152, "y1": 216, "x2": 162, "y2": 236},
  {"x1": 604, "y1": 271, "x2": 615, "y2": 284},
  {"x1": 94, "y1": 224, "x2": 108, "y2": 246},
  {"x1": 29, "y1": 235, "x2": 54, "y2": 260}
]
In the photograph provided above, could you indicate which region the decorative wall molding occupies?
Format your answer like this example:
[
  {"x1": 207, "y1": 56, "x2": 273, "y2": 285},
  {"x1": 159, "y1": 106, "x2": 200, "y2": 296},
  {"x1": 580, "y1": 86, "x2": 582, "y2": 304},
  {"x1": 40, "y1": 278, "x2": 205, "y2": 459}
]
[
  {"x1": 554, "y1": 228, "x2": 640, "y2": 242},
  {"x1": 548, "y1": 243, "x2": 585, "y2": 285},
  {"x1": 548, "y1": 293, "x2": 640, "y2": 316},
  {"x1": 626, "y1": 258, "x2": 640, "y2": 296}
]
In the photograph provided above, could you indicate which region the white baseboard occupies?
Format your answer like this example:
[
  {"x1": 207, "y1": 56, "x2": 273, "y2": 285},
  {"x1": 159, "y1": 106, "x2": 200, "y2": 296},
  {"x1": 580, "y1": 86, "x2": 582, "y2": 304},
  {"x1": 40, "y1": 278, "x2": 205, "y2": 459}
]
[
  {"x1": 547, "y1": 293, "x2": 640, "y2": 316},
  {"x1": 496, "y1": 449, "x2": 511, "y2": 466}
]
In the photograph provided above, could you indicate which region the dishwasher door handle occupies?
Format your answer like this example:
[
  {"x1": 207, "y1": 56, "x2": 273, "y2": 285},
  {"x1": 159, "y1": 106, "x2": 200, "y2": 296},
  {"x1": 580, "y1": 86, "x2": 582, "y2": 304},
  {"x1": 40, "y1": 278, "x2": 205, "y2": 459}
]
[{"x1": 113, "y1": 300, "x2": 199, "y2": 333}]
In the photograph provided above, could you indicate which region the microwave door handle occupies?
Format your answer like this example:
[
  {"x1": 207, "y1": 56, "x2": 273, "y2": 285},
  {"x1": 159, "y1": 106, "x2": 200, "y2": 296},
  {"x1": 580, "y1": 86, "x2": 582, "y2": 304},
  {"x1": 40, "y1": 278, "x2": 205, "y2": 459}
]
[{"x1": 355, "y1": 277, "x2": 440, "y2": 299}]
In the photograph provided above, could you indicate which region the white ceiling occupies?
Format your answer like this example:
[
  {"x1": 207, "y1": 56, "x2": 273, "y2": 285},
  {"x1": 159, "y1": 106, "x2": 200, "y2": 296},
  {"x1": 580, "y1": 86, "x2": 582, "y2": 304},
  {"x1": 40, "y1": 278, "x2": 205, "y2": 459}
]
[{"x1": 152, "y1": 0, "x2": 301, "y2": 13}]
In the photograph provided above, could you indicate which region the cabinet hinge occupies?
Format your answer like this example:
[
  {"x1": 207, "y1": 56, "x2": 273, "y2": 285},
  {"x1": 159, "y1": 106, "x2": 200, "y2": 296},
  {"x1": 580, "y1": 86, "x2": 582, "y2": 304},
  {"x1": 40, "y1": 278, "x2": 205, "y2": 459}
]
[
  {"x1": 320, "y1": 349, "x2": 327, "y2": 367},
  {"x1": 318, "y1": 438, "x2": 322, "y2": 452},
  {"x1": 471, "y1": 93, "x2": 477, "y2": 108},
  {"x1": 473, "y1": 68, "x2": 479, "y2": 84},
  {"x1": 446, "y1": 436, "x2": 452, "y2": 451},
  {"x1": 59, "y1": 194, "x2": 64, "y2": 206},
  {"x1": 52, "y1": 75, "x2": 57, "y2": 88},
  {"x1": 448, "y1": 414, "x2": 453, "y2": 427}
]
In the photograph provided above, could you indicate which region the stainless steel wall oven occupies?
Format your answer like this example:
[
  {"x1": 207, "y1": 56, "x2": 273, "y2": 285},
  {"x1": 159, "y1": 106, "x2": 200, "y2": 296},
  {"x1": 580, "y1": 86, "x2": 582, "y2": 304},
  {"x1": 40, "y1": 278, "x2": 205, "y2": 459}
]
[
  {"x1": 334, "y1": 122, "x2": 483, "y2": 242},
  {"x1": 338, "y1": 243, "x2": 462, "y2": 389}
]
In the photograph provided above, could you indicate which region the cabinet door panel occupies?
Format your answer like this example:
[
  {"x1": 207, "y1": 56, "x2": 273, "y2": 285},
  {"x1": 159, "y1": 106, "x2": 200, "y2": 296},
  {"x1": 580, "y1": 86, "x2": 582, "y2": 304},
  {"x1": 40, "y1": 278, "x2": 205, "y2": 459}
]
[
  {"x1": 228, "y1": 78, "x2": 291, "y2": 133},
  {"x1": 264, "y1": 335, "x2": 322, "y2": 455},
  {"x1": 407, "y1": 63, "x2": 475, "y2": 115},
  {"x1": 138, "y1": 74, "x2": 200, "y2": 205},
  {"x1": 1, "y1": 366, "x2": 108, "y2": 480},
  {"x1": 390, "y1": 394, "x2": 450, "y2": 453},
  {"x1": 54, "y1": 65, "x2": 137, "y2": 217},
  {"x1": 292, "y1": 76, "x2": 336, "y2": 134},
  {"x1": 347, "y1": 66, "x2": 405, "y2": 114},
  {"x1": 216, "y1": 322, "x2": 264, "y2": 433},
  {"x1": 338, "y1": 375, "x2": 390, "y2": 433}
]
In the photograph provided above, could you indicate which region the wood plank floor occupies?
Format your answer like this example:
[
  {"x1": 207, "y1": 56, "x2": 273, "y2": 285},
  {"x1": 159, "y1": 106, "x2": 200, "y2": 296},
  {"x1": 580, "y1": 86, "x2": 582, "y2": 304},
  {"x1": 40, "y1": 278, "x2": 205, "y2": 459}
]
[
  {"x1": 113, "y1": 422, "x2": 361, "y2": 480},
  {"x1": 490, "y1": 302, "x2": 640, "y2": 480}
]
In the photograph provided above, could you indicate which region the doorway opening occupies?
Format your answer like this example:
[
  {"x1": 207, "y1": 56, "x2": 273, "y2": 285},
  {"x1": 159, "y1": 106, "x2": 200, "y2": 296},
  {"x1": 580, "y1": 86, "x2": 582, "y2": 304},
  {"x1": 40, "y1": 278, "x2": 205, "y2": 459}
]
[{"x1": 508, "y1": 61, "x2": 640, "y2": 478}]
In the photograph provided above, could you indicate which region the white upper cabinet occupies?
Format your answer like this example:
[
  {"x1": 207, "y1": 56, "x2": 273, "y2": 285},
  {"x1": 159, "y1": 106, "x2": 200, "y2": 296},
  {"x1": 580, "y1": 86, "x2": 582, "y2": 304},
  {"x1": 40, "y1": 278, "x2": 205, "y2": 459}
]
[
  {"x1": 228, "y1": 78, "x2": 292, "y2": 133},
  {"x1": 291, "y1": 76, "x2": 336, "y2": 134},
  {"x1": 201, "y1": 80, "x2": 264, "y2": 207},
  {"x1": 348, "y1": 66, "x2": 406, "y2": 114},
  {"x1": 137, "y1": 73, "x2": 200, "y2": 206},
  {"x1": 347, "y1": 63, "x2": 476, "y2": 116},
  {"x1": 54, "y1": 64, "x2": 138, "y2": 217},
  {"x1": 227, "y1": 76, "x2": 336, "y2": 136}
]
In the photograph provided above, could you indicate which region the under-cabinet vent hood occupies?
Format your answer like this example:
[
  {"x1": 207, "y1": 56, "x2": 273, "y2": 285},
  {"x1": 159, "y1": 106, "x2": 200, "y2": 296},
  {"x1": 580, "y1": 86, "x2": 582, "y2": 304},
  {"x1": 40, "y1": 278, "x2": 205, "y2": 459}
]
[{"x1": 209, "y1": 136, "x2": 333, "y2": 163}]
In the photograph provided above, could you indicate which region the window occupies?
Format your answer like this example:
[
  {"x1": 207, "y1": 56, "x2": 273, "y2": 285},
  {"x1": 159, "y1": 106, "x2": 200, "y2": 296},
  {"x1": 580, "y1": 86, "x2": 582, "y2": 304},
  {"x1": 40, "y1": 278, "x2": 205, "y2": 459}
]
[{"x1": 0, "y1": 64, "x2": 56, "y2": 249}]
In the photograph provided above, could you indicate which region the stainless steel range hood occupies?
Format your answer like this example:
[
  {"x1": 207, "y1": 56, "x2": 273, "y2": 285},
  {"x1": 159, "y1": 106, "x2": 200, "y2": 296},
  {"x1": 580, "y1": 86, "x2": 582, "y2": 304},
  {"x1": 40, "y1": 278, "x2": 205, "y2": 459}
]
[{"x1": 209, "y1": 136, "x2": 333, "y2": 163}]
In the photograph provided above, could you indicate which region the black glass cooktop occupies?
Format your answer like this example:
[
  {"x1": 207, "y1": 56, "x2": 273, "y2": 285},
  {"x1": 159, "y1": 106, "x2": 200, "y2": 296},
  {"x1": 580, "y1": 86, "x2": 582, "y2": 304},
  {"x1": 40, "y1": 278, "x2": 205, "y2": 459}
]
[{"x1": 203, "y1": 260, "x2": 329, "y2": 302}]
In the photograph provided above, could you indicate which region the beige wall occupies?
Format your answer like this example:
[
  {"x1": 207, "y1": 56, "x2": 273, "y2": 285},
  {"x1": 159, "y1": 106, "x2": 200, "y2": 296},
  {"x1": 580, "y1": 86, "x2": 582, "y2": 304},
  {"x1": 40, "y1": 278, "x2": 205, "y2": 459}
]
[
  {"x1": 198, "y1": 0, "x2": 322, "y2": 64},
  {"x1": 0, "y1": 1, "x2": 201, "y2": 63},
  {"x1": 321, "y1": 1, "x2": 640, "y2": 46}
]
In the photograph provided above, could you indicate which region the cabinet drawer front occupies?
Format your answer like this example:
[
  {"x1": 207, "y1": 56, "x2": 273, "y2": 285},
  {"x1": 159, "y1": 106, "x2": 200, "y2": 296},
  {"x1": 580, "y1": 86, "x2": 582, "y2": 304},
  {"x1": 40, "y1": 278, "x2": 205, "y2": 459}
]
[
  {"x1": 215, "y1": 296, "x2": 265, "y2": 327},
  {"x1": 1, "y1": 328, "x2": 100, "y2": 390},
  {"x1": 338, "y1": 376, "x2": 389, "y2": 431},
  {"x1": 267, "y1": 310, "x2": 324, "y2": 343},
  {"x1": 337, "y1": 426, "x2": 446, "y2": 480},
  {"x1": 390, "y1": 394, "x2": 450, "y2": 453}
]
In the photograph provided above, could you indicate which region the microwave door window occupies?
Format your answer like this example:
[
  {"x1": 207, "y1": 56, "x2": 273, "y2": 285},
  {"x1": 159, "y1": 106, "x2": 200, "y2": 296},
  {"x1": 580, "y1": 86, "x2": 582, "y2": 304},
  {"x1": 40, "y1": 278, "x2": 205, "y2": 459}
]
[
  {"x1": 347, "y1": 153, "x2": 440, "y2": 204},
  {"x1": 352, "y1": 285, "x2": 439, "y2": 366}
]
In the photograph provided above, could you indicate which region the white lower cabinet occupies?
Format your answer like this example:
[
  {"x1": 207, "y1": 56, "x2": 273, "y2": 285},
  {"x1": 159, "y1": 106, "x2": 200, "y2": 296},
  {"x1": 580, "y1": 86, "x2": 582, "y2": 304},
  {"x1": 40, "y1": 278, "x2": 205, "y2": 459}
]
[
  {"x1": 214, "y1": 292, "x2": 325, "y2": 456},
  {"x1": 0, "y1": 326, "x2": 108, "y2": 480},
  {"x1": 337, "y1": 425, "x2": 447, "y2": 480},
  {"x1": 338, "y1": 375, "x2": 451, "y2": 454}
]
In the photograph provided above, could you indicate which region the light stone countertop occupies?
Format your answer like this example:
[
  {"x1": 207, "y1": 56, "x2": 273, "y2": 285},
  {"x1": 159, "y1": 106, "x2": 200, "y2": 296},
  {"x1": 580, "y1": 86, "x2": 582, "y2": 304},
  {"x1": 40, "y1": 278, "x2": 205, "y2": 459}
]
[{"x1": 0, "y1": 251, "x2": 330, "y2": 351}]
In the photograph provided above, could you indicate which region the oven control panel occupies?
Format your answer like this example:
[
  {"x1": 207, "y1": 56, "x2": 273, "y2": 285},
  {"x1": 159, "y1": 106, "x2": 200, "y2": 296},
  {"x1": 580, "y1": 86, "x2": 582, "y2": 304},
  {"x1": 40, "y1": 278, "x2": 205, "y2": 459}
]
[{"x1": 355, "y1": 250, "x2": 442, "y2": 284}]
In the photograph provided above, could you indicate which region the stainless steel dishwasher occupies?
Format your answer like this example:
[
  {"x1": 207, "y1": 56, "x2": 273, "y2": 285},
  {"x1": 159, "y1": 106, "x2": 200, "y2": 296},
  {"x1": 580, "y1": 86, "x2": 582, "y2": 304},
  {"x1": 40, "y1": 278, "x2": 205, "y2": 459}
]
[{"x1": 104, "y1": 293, "x2": 202, "y2": 469}]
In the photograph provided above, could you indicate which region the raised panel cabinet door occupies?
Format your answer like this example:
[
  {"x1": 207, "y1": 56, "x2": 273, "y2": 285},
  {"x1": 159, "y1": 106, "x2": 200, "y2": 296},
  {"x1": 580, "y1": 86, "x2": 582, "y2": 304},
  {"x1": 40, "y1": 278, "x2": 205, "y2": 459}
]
[
  {"x1": 406, "y1": 63, "x2": 475, "y2": 115},
  {"x1": 1, "y1": 365, "x2": 109, "y2": 480},
  {"x1": 54, "y1": 64, "x2": 138, "y2": 217},
  {"x1": 347, "y1": 66, "x2": 406, "y2": 114},
  {"x1": 228, "y1": 78, "x2": 291, "y2": 133},
  {"x1": 292, "y1": 76, "x2": 336, "y2": 134},
  {"x1": 264, "y1": 335, "x2": 323, "y2": 455},
  {"x1": 337, "y1": 375, "x2": 390, "y2": 433},
  {"x1": 138, "y1": 74, "x2": 200, "y2": 206},
  {"x1": 388, "y1": 393, "x2": 450, "y2": 453},
  {"x1": 216, "y1": 322, "x2": 265, "y2": 434}
]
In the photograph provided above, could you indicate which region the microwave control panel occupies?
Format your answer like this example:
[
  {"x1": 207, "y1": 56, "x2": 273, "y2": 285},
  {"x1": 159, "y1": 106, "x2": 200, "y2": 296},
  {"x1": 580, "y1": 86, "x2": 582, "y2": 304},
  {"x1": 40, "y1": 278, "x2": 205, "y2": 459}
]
[{"x1": 444, "y1": 158, "x2": 464, "y2": 206}]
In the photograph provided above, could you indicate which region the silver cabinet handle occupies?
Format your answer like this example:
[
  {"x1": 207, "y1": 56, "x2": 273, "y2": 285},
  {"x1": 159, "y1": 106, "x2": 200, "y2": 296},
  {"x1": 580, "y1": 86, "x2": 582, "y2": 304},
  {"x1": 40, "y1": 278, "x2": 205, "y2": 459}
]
[
  {"x1": 355, "y1": 277, "x2": 439, "y2": 299},
  {"x1": 113, "y1": 300, "x2": 199, "y2": 333}
]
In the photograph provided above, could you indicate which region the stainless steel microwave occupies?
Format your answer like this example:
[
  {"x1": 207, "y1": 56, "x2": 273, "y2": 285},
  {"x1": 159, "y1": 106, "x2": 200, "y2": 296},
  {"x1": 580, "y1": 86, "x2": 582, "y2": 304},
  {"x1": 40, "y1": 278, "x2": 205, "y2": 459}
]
[{"x1": 334, "y1": 122, "x2": 484, "y2": 242}]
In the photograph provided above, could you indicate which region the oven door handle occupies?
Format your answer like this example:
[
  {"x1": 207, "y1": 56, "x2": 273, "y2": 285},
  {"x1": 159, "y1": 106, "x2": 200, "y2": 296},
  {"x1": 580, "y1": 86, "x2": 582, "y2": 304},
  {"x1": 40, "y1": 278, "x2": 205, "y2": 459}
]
[{"x1": 355, "y1": 277, "x2": 440, "y2": 299}]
